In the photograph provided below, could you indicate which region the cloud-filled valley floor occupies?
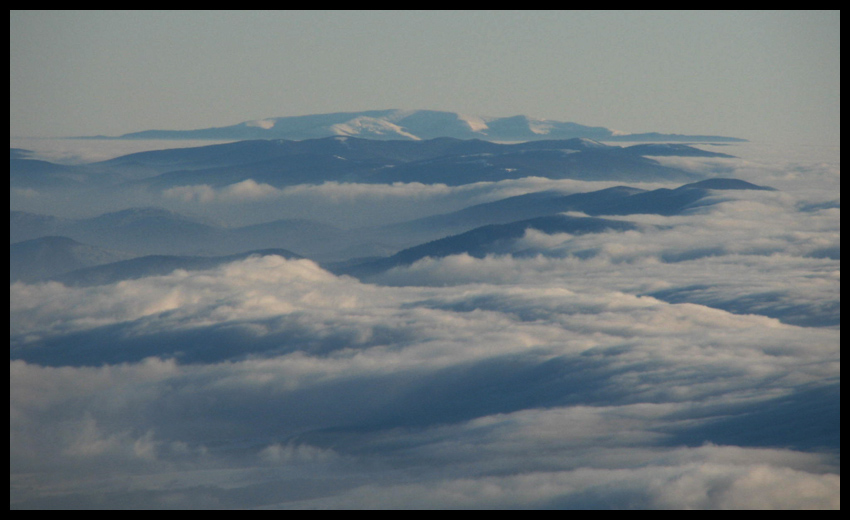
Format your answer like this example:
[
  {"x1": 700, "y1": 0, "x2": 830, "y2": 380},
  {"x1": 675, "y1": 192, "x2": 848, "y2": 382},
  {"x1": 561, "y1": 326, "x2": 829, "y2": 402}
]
[{"x1": 10, "y1": 138, "x2": 840, "y2": 509}]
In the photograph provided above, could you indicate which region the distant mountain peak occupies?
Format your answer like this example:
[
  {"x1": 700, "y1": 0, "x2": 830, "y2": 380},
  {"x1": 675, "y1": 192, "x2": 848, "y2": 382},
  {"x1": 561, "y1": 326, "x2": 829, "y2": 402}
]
[
  {"x1": 329, "y1": 116, "x2": 421, "y2": 140},
  {"x1": 97, "y1": 110, "x2": 746, "y2": 143}
]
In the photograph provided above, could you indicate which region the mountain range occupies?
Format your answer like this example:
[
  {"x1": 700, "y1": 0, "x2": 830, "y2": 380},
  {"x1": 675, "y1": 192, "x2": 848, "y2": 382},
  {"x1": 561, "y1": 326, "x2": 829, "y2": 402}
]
[
  {"x1": 10, "y1": 175, "x2": 775, "y2": 286},
  {"x1": 10, "y1": 236, "x2": 133, "y2": 283},
  {"x1": 50, "y1": 248, "x2": 300, "y2": 287},
  {"x1": 10, "y1": 208, "x2": 355, "y2": 259},
  {"x1": 116, "y1": 136, "x2": 728, "y2": 189},
  {"x1": 11, "y1": 175, "x2": 776, "y2": 282},
  {"x1": 84, "y1": 110, "x2": 747, "y2": 143},
  {"x1": 337, "y1": 177, "x2": 775, "y2": 278},
  {"x1": 11, "y1": 175, "x2": 771, "y2": 257},
  {"x1": 365, "y1": 178, "x2": 775, "y2": 246},
  {"x1": 14, "y1": 137, "x2": 738, "y2": 193},
  {"x1": 339, "y1": 214, "x2": 640, "y2": 279}
]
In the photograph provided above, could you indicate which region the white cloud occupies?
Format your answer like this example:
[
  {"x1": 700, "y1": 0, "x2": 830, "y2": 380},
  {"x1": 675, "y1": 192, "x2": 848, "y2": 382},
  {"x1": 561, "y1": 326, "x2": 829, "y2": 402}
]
[
  {"x1": 280, "y1": 459, "x2": 839, "y2": 509},
  {"x1": 162, "y1": 183, "x2": 218, "y2": 203},
  {"x1": 10, "y1": 282, "x2": 841, "y2": 508},
  {"x1": 9, "y1": 141, "x2": 841, "y2": 509},
  {"x1": 154, "y1": 177, "x2": 651, "y2": 229},
  {"x1": 366, "y1": 180, "x2": 839, "y2": 327},
  {"x1": 163, "y1": 180, "x2": 281, "y2": 203},
  {"x1": 221, "y1": 179, "x2": 281, "y2": 200}
]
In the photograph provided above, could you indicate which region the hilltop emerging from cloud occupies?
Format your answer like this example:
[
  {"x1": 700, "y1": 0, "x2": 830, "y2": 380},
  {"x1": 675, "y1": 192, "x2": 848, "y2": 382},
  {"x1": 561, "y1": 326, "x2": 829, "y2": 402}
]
[{"x1": 85, "y1": 109, "x2": 748, "y2": 143}]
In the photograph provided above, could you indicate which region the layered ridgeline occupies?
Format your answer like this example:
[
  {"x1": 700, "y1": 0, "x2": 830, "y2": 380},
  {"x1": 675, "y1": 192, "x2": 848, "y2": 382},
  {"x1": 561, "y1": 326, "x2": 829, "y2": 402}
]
[
  {"x1": 13, "y1": 137, "x2": 731, "y2": 193},
  {"x1": 11, "y1": 177, "x2": 777, "y2": 284},
  {"x1": 85, "y1": 109, "x2": 747, "y2": 142},
  {"x1": 14, "y1": 137, "x2": 737, "y2": 193}
]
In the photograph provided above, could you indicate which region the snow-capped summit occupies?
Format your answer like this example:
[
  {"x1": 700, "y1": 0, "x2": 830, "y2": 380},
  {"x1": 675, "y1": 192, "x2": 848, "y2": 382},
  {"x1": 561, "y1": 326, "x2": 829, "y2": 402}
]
[
  {"x1": 329, "y1": 116, "x2": 421, "y2": 140},
  {"x1": 108, "y1": 110, "x2": 746, "y2": 143}
]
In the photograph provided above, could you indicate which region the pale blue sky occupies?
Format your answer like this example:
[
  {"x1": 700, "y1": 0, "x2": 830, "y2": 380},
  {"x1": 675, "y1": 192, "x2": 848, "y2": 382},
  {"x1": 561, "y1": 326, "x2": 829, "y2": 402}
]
[{"x1": 10, "y1": 10, "x2": 840, "y2": 145}]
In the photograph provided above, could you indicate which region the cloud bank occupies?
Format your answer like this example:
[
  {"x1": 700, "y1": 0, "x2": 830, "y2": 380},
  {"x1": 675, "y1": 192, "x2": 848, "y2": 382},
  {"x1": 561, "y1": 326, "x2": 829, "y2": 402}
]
[
  {"x1": 10, "y1": 254, "x2": 840, "y2": 509},
  {"x1": 9, "y1": 140, "x2": 840, "y2": 509}
]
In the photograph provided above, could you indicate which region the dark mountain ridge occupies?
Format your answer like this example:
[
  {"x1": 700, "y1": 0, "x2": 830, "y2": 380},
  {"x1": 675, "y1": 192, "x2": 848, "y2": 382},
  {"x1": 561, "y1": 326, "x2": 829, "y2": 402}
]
[
  {"x1": 369, "y1": 178, "x2": 775, "y2": 246},
  {"x1": 10, "y1": 208, "x2": 351, "y2": 260},
  {"x1": 12, "y1": 137, "x2": 735, "y2": 192},
  {"x1": 52, "y1": 248, "x2": 301, "y2": 287},
  {"x1": 125, "y1": 136, "x2": 717, "y2": 189},
  {"x1": 10, "y1": 236, "x2": 134, "y2": 283},
  {"x1": 339, "y1": 214, "x2": 639, "y2": 279}
]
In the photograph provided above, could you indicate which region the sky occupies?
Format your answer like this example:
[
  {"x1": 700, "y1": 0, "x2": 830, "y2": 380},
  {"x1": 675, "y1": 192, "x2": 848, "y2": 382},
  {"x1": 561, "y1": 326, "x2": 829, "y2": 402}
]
[{"x1": 10, "y1": 10, "x2": 841, "y2": 145}]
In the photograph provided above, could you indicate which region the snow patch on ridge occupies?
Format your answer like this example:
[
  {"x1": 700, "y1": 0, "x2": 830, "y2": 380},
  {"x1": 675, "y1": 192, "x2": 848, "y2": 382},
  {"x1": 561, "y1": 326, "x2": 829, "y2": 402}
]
[
  {"x1": 330, "y1": 117, "x2": 421, "y2": 140},
  {"x1": 457, "y1": 113, "x2": 490, "y2": 133},
  {"x1": 528, "y1": 118, "x2": 555, "y2": 135},
  {"x1": 246, "y1": 119, "x2": 276, "y2": 130}
]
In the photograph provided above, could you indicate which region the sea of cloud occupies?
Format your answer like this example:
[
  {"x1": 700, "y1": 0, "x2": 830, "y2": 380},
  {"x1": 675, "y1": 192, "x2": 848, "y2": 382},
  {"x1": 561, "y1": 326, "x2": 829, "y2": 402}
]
[{"x1": 9, "y1": 140, "x2": 840, "y2": 509}]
